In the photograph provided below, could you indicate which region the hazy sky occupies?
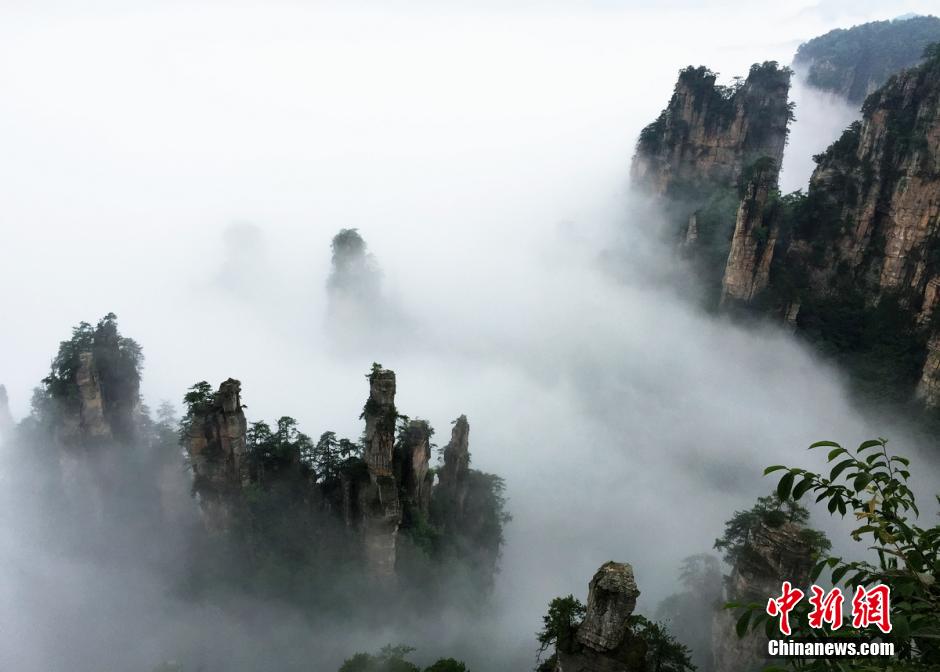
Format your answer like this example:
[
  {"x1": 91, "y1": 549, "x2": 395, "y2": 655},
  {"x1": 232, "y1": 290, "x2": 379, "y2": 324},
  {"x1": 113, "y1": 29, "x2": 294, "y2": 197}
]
[
  {"x1": 2, "y1": 2, "x2": 937, "y2": 422},
  {"x1": 2, "y1": 2, "x2": 939, "y2": 671}
]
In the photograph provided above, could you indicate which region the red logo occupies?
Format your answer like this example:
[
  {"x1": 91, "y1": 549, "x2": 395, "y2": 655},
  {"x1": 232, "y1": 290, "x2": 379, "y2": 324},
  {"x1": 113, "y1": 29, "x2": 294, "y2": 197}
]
[
  {"x1": 766, "y1": 583, "x2": 892, "y2": 634},
  {"x1": 766, "y1": 581, "x2": 804, "y2": 636},
  {"x1": 851, "y1": 585, "x2": 892, "y2": 634},
  {"x1": 808, "y1": 585, "x2": 844, "y2": 630}
]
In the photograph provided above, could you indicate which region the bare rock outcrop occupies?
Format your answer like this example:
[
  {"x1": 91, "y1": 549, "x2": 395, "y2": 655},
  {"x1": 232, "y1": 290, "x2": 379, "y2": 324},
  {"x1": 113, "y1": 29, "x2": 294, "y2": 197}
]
[
  {"x1": 917, "y1": 333, "x2": 940, "y2": 406},
  {"x1": 632, "y1": 62, "x2": 791, "y2": 200},
  {"x1": 713, "y1": 522, "x2": 817, "y2": 672},
  {"x1": 720, "y1": 160, "x2": 781, "y2": 304},
  {"x1": 184, "y1": 378, "x2": 249, "y2": 532},
  {"x1": 552, "y1": 562, "x2": 647, "y2": 672},
  {"x1": 435, "y1": 415, "x2": 470, "y2": 531},
  {"x1": 397, "y1": 419, "x2": 433, "y2": 519},
  {"x1": 578, "y1": 562, "x2": 642, "y2": 652},
  {"x1": 358, "y1": 365, "x2": 402, "y2": 579},
  {"x1": 55, "y1": 349, "x2": 141, "y2": 449},
  {"x1": 754, "y1": 51, "x2": 940, "y2": 404}
]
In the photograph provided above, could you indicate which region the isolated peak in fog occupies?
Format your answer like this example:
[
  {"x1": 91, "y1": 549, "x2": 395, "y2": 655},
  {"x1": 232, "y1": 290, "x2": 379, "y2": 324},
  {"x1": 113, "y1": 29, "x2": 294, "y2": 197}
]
[
  {"x1": 324, "y1": 228, "x2": 414, "y2": 353},
  {"x1": 328, "y1": 228, "x2": 382, "y2": 302}
]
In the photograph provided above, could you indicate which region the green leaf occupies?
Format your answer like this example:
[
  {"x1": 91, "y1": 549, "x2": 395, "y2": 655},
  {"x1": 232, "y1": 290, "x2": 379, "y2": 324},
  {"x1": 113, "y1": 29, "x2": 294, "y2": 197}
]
[
  {"x1": 832, "y1": 565, "x2": 849, "y2": 583},
  {"x1": 792, "y1": 475, "x2": 815, "y2": 500},
  {"x1": 853, "y1": 473, "x2": 872, "y2": 493},
  {"x1": 830, "y1": 459, "x2": 855, "y2": 481},
  {"x1": 777, "y1": 472, "x2": 796, "y2": 500},
  {"x1": 894, "y1": 615, "x2": 910, "y2": 639},
  {"x1": 827, "y1": 447, "x2": 847, "y2": 462},
  {"x1": 736, "y1": 610, "x2": 751, "y2": 638},
  {"x1": 857, "y1": 439, "x2": 883, "y2": 453},
  {"x1": 810, "y1": 560, "x2": 827, "y2": 582},
  {"x1": 810, "y1": 440, "x2": 842, "y2": 450},
  {"x1": 764, "y1": 465, "x2": 788, "y2": 475},
  {"x1": 763, "y1": 617, "x2": 777, "y2": 640}
]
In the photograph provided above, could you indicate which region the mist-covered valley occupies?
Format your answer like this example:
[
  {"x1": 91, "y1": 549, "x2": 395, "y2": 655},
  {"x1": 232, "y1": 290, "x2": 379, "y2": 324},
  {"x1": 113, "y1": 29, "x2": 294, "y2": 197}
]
[{"x1": 2, "y1": 3, "x2": 939, "y2": 672}]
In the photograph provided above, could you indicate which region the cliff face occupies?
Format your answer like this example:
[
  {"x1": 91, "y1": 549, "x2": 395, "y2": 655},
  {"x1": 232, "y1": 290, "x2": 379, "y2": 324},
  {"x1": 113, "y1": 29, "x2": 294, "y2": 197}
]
[
  {"x1": 632, "y1": 62, "x2": 792, "y2": 201},
  {"x1": 358, "y1": 366, "x2": 403, "y2": 579},
  {"x1": 434, "y1": 415, "x2": 470, "y2": 532},
  {"x1": 793, "y1": 17, "x2": 940, "y2": 106},
  {"x1": 721, "y1": 160, "x2": 781, "y2": 304},
  {"x1": 57, "y1": 352, "x2": 112, "y2": 445},
  {"x1": 397, "y1": 419, "x2": 433, "y2": 519},
  {"x1": 712, "y1": 522, "x2": 816, "y2": 672},
  {"x1": 185, "y1": 379, "x2": 249, "y2": 532},
  {"x1": 756, "y1": 51, "x2": 940, "y2": 405},
  {"x1": 552, "y1": 562, "x2": 648, "y2": 672},
  {"x1": 38, "y1": 314, "x2": 143, "y2": 450},
  {"x1": 791, "y1": 66, "x2": 940, "y2": 304}
]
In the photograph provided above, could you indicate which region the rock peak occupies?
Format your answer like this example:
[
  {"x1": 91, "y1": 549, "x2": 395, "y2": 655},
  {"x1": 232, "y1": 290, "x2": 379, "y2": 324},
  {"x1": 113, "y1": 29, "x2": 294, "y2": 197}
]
[
  {"x1": 578, "y1": 561, "x2": 641, "y2": 652},
  {"x1": 0, "y1": 384, "x2": 13, "y2": 441}
]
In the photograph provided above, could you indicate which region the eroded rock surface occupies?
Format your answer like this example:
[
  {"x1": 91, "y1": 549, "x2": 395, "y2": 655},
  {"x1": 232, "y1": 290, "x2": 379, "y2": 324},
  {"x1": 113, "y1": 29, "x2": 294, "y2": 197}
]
[
  {"x1": 550, "y1": 562, "x2": 647, "y2": 672},
  {"x1": 184, "y1": 378, "x2": 249, "y2": 532},
  {"x1": 632, "y1": 62, "x2": 791, "y2": 199},
  {"x1": 713, "y1": 522, "x2": 817, "y2": 672}
]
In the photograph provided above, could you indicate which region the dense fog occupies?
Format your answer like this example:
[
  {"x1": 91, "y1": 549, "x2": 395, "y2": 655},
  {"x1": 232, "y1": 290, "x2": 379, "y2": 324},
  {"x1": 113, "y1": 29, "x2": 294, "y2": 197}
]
[{"x1": 1, "y1": 2, "x2": 939, "y2": 671}]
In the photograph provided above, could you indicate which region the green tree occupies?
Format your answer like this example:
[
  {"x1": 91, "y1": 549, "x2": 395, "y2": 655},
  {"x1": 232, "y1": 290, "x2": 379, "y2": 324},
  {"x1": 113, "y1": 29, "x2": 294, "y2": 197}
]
[
  {"x1": 337, "y1": 645, "x2": 467, "y2": 672},
  {"x1": 537, "y1": 595, "x2": 586, "y2": 660},
  {"x1": 713, "y1": 494, "x2": 830, "y2": 565},
  {"x1": 423, "y1": 659, "x2": 468, "y2": 672},
  {"x1": 246, "y1": 416, "x2": 314, "y2": 483},
  {"x1": 312, "y1": 430, "x2": 360, "y2": 482},
  {"x1": 631, "y1": 615, "x2": 697, "y2": 672}
]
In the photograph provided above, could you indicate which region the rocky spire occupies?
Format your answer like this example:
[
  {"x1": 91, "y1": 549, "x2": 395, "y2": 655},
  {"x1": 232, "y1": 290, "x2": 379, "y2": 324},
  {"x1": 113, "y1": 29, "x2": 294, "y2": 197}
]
[
  {"x1": 184, "y1": 378, "x2": 249, "y2": 532},
  {"x1": 549, "y1": 562, "x2": 648, "y2": 672},
  {"x1": 752, "y1": 51, "x2": 940, "y2": 406},
  {"x1": 632, "y1": 62, "x2": 792, "y2": 199},
  {"x1": 720, "y1": 159, "x2": 780, "y2": 305},
  {"x1": 0, "y1": 385, "x2": 13, "y2": 442},
  {"x1": 435, "y1": 415, "x2": 470, "y2": 530},
  {"x1": 712, "y1": 521, "x2": 818, "y2": 672},
  {"x1": 357, "y1": 365, "x2": 402, "y2": 580},
  {"x1": 397, "y1": 419, "x2": 432, "y2": 518},
  {"x1": 578, "y1": 562, "x2": 642, "y2": 652},
  {"x1": 363, "y1": 366, "x2": 397, "y2": 476}
]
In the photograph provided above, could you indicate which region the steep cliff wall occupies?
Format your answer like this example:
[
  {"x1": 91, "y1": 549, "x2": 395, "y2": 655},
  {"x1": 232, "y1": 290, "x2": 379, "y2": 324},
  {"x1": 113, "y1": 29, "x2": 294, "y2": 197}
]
[
  {"x1": 396, "y1": 419, "x2": 433, "y2": 520},
  {"x1": 721, "y1": 159, "x2": 781, "y2": 304},
  {"x1": 549, "y1": 562, "x2": 648, "y2": 672},
  {"x1": 793, "y1": 17, "x2": 940, "y2": 106},
  {"x1": 712, "y1": 522, "x2": 817, "y2": 672},
  {"x1": 434, "y1": 415, "x2": 470, "y2": 532},
  {"x1": 184, "y1": 379, "x2": 249, "y2": 532},
  {"x1": 357, "y1": 365, "x2": 402, "y2": 579},
  {"x1": 632, "y1": 62, "x2": 792, "y2": 201},
  {"x1": 38, "y1": 314, "x2": 142, "y2": 450},
  {"x1": 632, "y1": 62, "x2": 792, "y2": 298},
  {"x1": 57, "y1": 351, "x2": 112, "y2": 445},
  {"x1": 744, "y1": 49, "x2": 940, "y2": 405}
]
